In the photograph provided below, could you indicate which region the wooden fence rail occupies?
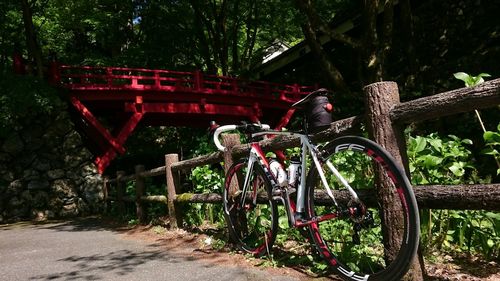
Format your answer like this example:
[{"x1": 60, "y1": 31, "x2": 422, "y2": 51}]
[{"x1": 103, "y1": 79, "x2": 500, "y2": 228}]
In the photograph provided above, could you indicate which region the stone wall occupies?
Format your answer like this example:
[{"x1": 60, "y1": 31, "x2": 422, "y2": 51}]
[{"x1": 0, "y1": 105, "x2": 103, "y2": 223}]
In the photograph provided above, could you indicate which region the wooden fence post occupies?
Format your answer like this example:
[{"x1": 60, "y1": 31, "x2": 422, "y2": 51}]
[
  {"x1": 364, "y1": 81, "x2": 423, "y2": 281},
  {"x1": 222, "y1": 134, "x2": 241, "y2": 195},
  {"x1": 221, "y1": 134, "x2": 242, "y2": 242},
  {"x1": 364, "y1": 82, "x2": 409, "y2": 167},
  {"x1": 116, "y1": 171, "x2": 126, "y2": 217},
  {"x1": 222, "y1": 134, "x2": 241, "y2": 172},
  {"x1": 135, "y1": 164, "x2": 147, "y2": 224},
  {"x1": 165, "y1": 154, "x2": 182, "y2": 229}
]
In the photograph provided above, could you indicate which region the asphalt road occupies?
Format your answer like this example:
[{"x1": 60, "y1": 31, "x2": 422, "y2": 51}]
[{"x1": 0, "y1": 218, "x2": 300, "y2": 281}]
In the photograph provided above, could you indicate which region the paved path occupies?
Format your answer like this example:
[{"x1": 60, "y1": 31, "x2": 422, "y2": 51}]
[{"x1": 0, "y1": 218, "x2": 300, "y2": 281}]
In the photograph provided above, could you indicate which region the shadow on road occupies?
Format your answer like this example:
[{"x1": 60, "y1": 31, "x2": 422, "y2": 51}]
[
  {"x1": 1, "y1": 217, "x2": 228, "y2": 281},
  {"x1": 38, "y1": 216, "x2": 127, "y2": 232},
  {"x1": 28, "y1": 248, "x2": 175, "y2": 280}
]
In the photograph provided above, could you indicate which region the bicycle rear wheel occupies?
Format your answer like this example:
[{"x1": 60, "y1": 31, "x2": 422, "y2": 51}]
[
  {"x1": 305, "y1": 136, "x2": 419, "y2": 281},
  {"x1": 223, "y1": 159, "x2": 278, "y2": 257}
]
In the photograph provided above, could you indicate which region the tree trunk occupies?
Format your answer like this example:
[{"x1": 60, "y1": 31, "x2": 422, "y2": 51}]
[
  {"x1": 192, "y1": 2, "x2": 217, "y2": 74},
  {"x1": 20, "y1": 0, "x2": 43, "y2": 78},
  {"x1": 300, "y1": 21, "x2": 350, "y2": 94},
  {"x1": 399, "y1": 0, "x2": 418, "y2": 87},
  {"x1": 360, "y1": 0, "x2": 380, "y2": 83},
  {"x1": 295, "y1": 0, "x2": 350, "y2": 94},
  {"x1": 364, "y1": 82, "x2": 423, "y2": 281}
]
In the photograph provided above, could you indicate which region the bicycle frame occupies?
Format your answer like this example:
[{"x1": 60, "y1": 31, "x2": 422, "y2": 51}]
[
  {"x1": 215, "y1": 120, "x2": 420, "y2": 280},
  {"x1": 247, "y1": 130, "x2": 360, "y2": 227}
]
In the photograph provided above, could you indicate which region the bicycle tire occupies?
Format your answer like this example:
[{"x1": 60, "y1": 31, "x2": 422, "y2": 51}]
[
  {"x1": 305, "y1": 136, "x2": 420, "y2": 281},
  {"x1": 223, "y1": 159, "x2": 278, "y2": 257}
]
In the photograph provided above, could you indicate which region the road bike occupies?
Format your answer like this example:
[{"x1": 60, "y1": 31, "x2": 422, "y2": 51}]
[{"x1": 211, "y1": 89, "x2": 420, "y2": 281}]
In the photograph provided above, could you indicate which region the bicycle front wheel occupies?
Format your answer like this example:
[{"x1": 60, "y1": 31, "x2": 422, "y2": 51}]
[
  {"x1": 305, "y1": 136, "x2": 419, "y2": 281},
  {"x1": 223, "y1": 159, "x2": 278, "y2": 257}
]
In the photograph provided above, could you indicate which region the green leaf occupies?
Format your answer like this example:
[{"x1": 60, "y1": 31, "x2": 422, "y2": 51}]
[
  {"x1": 487, "y1": 239, "x2": 494, "y2": 248},
  {"x1": 316, "y1": 263, "x2": 328, "y2": 270},
  {"x1": 449, "y1": 162, "x2": 465, "y2": 177},
  {"x1": 423, "y1": 155, "x2": 443, "y2": 168},
  {"x1": 482, "y1": 147, "x2": 499, "y2": 156},
  {"x1": 414, "y1": 136, "x2": 427, "y2": 153},
  {"x1": 453, "y1": 72, "x2": 491, "y2": 87},
  {"x1": 484, "y1": 131, "x2": 500, "y2": 143},
  {"x1": 477, "y1": 73, "x2": 492, "y2": 78},
  {"x1": 278, "y1": 216, "x2": 289, "y2": 229},
  {"x1": 461, "y1": 139, "x2": 473, "y2": 145},
  {"x1": 450, "y1": 212, "x2": 464, "y2": 219},
  {"x1": 429, "y1": 138, "x2": 443, "y2": 151},
  {"x1": 485, "y1": 212, "x2": 500, "y2": 220},
  {"x1": 453, "y1": 72, "x2": 470, "y2": 84}
]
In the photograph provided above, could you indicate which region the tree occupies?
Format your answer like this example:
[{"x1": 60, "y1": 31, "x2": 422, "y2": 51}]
[
  {"x1": 294, "y1": 0, "x2": 417, "y2": 94},
  {"x1": 20, "y1": 0, "x2": 44, "y2": 78},
  {"x1": 189, "y1": 0, "x2": 302, "y2": 75},
  {"x1": 0, "y1": 0, "x2": 21, "y2": 72}
]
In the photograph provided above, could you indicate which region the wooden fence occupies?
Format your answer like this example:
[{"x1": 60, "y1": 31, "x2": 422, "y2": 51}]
[{"x1": 103, "y1": 79, "x2": 500, "y2": 227}]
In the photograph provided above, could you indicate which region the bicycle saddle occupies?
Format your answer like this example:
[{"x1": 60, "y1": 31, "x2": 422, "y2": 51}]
[{"x1": 291, "y1": 88, "x2": 330, "y2": 109}]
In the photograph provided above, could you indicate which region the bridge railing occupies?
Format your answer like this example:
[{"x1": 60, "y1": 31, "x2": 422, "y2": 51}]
[
  {"x1": 103, "y1": 79, "x2": 500, "y2": 227},
  {"x1": 52, "y1": 64, "x2": 314, "y2": 102}
]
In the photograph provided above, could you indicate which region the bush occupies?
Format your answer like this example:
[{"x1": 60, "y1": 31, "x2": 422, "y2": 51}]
[
  {"x1": 407, "y1": 131, "x2": 498, "y2": 258},
  {"x1": 0, "y1": 73, "x2": 62, "y2": 138}
]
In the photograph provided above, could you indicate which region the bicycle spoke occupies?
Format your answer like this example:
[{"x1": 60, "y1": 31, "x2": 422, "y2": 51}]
[
  {"x1": 223, "y1": 160, "x2": 278, "y2": 257},
  {"x1": 306, "y1": 136, "x2": 419, "y2": 281}
]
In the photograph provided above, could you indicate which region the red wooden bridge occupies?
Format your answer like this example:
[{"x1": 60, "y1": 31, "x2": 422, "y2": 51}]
[{"x1": 48, "y1": 63, "x2": 315, "y2": 173}]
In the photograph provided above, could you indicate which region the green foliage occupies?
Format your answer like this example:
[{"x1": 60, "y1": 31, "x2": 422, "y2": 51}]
[
  {"x1": 407, "y1": 132, "x2": 478, "y2": 185},
  {"x1": 2, "y1": 0, "x2": 304, "y2": 72},
  {"x1": 0, "y1": 73, "x2": 62, "y2": 137},
  {"x1": 274, "y1": 206, "x2": 303, "y2": 246},
  {"x1": 183, "y1": 165, "x2": 224, "y2": 227},
  {"x1": 190, "y1": 165, "x2": 223, "y2": 194},
  {"x1": 482, "y1": 123, "x2": 500, "y2": 175},
  {"x1": 191, "y1": 133, "x2": 217, "y2": 157},
  {"x1": 453, "y1": 72, "x2": 491, "y2": 87},
  {"x1": 420, "y1": 209, "x2": 500, "y2": 259},
  {"x1": 145, "y1": 181, "x2": 168, "y2": 219},
  {"x1": 105, "y1": 178, "x2": 166, "y2": 223},
  {"x1": 407, "y1": 131, "x2": 497, "y2": 259},
  {"x1": 0, "y1": 0, "x2": 23, "y2": 64},
  {"x1": 128, "y1": 218, "x2": 139, "y2": 226},
  {"x1": 114, "y1": 127, "x2": 208, "y2": 172}
]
